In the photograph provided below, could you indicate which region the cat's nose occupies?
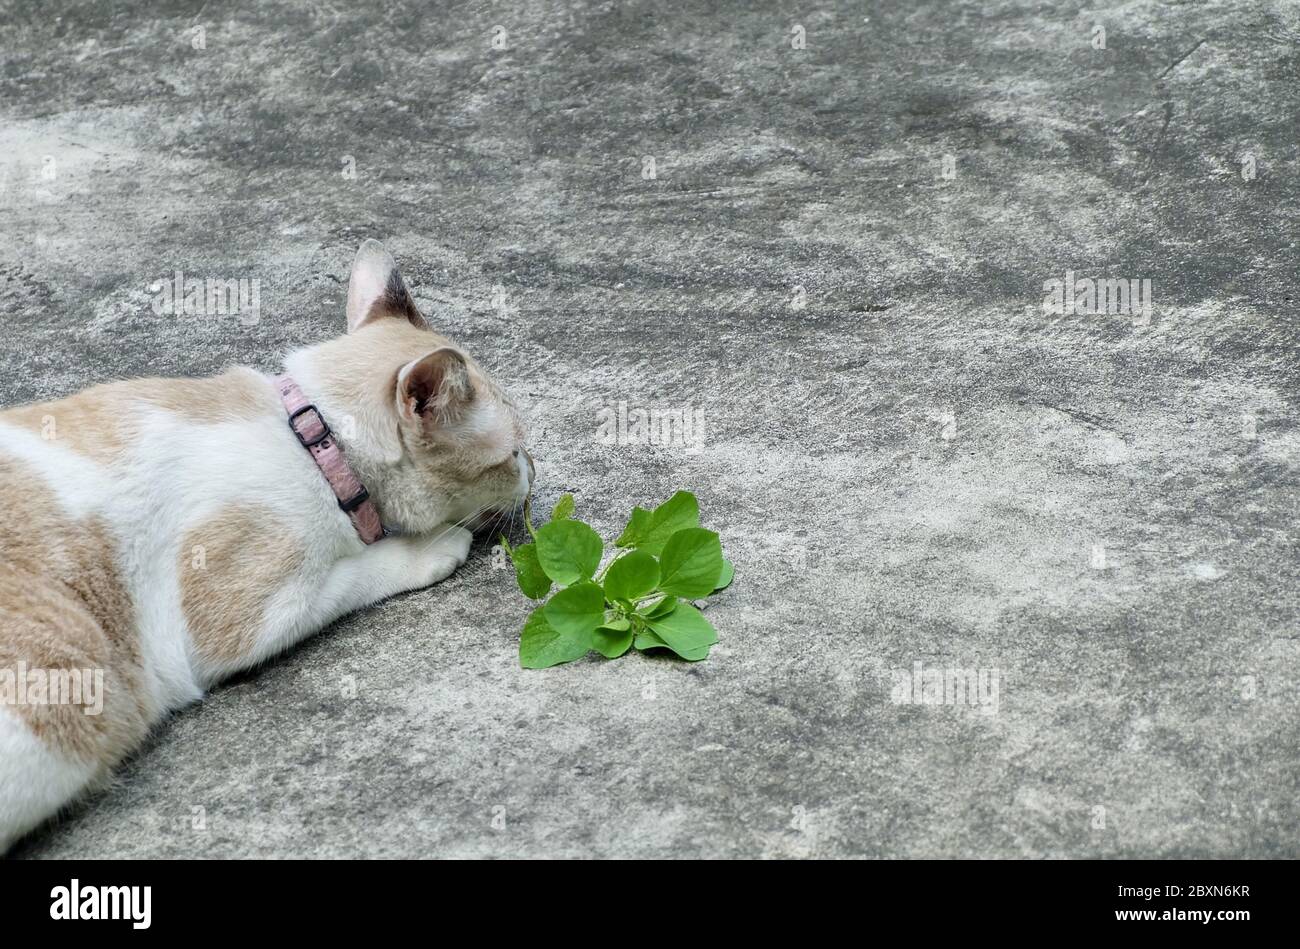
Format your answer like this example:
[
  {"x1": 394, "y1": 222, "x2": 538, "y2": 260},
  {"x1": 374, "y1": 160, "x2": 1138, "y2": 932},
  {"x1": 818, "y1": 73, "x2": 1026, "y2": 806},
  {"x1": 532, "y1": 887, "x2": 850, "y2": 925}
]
[{"x1": 522, "y1": 447, "x2": 536, "y2": 486}]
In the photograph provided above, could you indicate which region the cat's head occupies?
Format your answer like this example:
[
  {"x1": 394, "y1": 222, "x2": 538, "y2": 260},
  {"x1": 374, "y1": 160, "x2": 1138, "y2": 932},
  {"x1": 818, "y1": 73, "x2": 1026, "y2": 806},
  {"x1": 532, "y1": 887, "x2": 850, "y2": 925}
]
[{"x1": 288, "y1": 240, "x2": 533, "y2": 536}]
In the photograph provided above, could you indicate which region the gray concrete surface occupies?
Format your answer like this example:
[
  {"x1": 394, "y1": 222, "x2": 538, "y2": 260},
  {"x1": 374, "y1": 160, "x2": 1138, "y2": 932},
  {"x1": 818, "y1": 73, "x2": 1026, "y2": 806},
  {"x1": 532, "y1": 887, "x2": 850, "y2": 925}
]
[{"x1": 2, "y1": 0, "x2": 1297, "y2": 858}]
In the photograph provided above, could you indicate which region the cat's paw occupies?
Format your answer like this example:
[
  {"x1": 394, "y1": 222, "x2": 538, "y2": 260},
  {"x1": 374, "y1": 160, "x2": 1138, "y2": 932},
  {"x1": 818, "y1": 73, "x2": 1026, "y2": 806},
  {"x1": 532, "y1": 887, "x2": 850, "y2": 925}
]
[{"x1": 403, "y1": 524, "x2": 473, "y2": 588}]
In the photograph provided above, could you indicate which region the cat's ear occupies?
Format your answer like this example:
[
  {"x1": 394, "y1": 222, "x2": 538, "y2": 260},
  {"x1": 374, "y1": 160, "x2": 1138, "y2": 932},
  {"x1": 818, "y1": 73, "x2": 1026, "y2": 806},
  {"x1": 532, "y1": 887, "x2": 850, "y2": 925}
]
[
  {"x1": 346, "y1": 239, "x2": 428, "y2": 333},
  {"x1": 396, "y1": 347, "x2": 474, "y2": 426}
]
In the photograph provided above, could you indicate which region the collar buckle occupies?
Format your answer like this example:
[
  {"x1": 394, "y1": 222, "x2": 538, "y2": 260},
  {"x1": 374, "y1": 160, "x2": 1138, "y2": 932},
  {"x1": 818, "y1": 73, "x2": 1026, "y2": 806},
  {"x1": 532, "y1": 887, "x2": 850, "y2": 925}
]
[{"x1": 287, "y1": 403, "x2": 332, "y2": 449}]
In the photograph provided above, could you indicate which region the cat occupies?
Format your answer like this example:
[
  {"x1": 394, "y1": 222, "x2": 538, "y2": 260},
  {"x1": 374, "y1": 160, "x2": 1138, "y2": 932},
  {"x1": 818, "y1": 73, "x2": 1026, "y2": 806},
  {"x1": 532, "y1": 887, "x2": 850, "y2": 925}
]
[{"x1": 0, "y1": 240, "x2": 533, "y2": 853}]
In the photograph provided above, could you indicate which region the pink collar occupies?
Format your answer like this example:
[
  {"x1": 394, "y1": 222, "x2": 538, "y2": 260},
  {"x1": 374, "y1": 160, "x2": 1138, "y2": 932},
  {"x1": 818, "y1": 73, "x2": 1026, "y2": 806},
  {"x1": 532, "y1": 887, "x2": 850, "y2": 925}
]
[{"x1": 275, "y1": 374, "x2": 385, "y2": 545}]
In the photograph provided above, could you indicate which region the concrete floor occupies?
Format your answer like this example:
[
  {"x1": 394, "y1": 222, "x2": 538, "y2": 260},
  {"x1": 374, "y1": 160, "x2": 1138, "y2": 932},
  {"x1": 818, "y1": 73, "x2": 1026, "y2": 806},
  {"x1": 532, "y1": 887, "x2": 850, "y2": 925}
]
[{"x1": 2, "y1": 0, "x2": 1297, "y2": 857}]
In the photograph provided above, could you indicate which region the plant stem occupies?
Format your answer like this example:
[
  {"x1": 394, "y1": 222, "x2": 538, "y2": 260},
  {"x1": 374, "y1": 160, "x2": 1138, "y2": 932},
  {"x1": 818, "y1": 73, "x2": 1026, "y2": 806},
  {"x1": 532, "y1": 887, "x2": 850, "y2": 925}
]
[
  {"x1": 523, "y1": 495, "x2": 538, "y2": 540},
  {"x1": 595, "y1": 549, "x2": 626, "y2": 583}
]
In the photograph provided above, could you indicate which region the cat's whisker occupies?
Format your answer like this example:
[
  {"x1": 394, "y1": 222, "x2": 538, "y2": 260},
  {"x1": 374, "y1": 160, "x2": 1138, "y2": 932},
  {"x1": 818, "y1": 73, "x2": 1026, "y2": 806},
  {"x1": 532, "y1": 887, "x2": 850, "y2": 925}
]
[
  {"x1": 499, "y1": 502, "x2": 525, "y2": 545},
  {"x1": 414, "y1": 505, "x2": 493, "y2": 553}
]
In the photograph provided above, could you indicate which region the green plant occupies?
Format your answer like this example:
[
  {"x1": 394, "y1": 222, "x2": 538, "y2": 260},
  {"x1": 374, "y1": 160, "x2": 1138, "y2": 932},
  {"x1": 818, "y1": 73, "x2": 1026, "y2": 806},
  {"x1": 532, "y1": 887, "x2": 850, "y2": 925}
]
[{"x1": 501, "y1": 491, "x2": 734, "y2": 669}]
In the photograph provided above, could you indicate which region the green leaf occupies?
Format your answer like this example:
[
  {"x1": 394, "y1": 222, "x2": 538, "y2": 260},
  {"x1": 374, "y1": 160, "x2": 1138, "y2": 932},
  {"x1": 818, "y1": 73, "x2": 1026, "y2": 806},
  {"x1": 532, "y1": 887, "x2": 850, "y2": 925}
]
[
  {"x1": 519, "y1": 607, "x2": 590, "y2": 669},
  {"x1": 640, "y1": 595, "x2": 678, "y2": 619},
  {"x1": 543, "y1": 581, "x2": 607, "y2": 640},
  {"x1": 551, "y1": 493, "x2": 575, "y2": 521},
  {"x1": 657, "y1": 528, "x2": 723, "y2": 598},
  {"x1": 616, "y1": 506, "x2": 653, "y2": 548},
  {"x1": 713, "y1": 558, "x2": 735, "y2": 592},
  {"x1": 535, "y1": 519, "x2": 603, "y2": 585},
  {"x1": 634, "y1": 626, "x2": 710, "y2": 660},
  {"x1": 507, "y1": 542, "x2": 551, "y2": 599},
  {"x1": 634, "y1": 628, "x2": 669, "y2": 650},
  {"x1": 639, "y1": 491, "x2": 701, "y2": 556},
  {"x1": 600, "y1": 615, "x2": 631, "y2": 631},
  {"x1": 646, "y1": 602, "x2": 718, "y2": 660},
  {"x1": 593, "y1": 625, "x2": 634, "y2": 659},
  {"x1": 603, "y1": 550, "x2": 661, "y2": 602}
]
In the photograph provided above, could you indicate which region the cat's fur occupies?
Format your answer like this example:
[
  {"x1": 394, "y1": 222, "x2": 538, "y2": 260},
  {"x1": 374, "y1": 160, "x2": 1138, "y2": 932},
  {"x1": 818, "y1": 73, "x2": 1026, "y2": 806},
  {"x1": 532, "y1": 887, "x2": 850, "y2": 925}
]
[{"x1": 0, "y1": 241, "x2": 531, "y2": 852}]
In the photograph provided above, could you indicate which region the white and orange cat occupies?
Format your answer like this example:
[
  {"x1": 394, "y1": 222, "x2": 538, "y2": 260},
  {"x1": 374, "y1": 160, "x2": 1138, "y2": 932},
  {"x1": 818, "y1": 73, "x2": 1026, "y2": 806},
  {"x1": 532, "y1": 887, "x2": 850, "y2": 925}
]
[{"x1": 0, "y1": 240, "x2": 532, "y2": 852}]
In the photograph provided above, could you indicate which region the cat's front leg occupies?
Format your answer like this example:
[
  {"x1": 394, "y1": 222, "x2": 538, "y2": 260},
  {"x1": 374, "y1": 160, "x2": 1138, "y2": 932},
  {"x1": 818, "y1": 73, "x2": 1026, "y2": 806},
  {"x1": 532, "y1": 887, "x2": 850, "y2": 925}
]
[
  {"x1": 193, "y1": 525, "x2": 475, "y2": 691},
  {"x1": 305, "y1": 525, "x2": 474, "y2": 630}
]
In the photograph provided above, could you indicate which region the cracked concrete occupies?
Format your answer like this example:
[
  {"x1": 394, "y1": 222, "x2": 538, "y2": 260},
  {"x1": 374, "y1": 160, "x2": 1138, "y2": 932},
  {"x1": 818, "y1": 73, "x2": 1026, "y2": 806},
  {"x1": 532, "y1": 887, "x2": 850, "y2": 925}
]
[{"x1": 2, "y1": 0, "x2": 1297, "y2": 857}]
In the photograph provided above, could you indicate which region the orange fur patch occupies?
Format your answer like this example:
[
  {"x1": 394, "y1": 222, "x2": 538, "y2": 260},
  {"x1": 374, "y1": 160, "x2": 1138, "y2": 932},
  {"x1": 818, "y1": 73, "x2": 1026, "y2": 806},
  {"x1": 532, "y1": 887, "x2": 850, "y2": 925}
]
[
  {"x1": 179, "y1": 505, "x2": 305, "y2": 666},
  {"x1": 0, "y1": 456, "x2": 154, "y2": 766},
  {"x1": 0, "y1": 368, "x2": 276, "y2": 464}
]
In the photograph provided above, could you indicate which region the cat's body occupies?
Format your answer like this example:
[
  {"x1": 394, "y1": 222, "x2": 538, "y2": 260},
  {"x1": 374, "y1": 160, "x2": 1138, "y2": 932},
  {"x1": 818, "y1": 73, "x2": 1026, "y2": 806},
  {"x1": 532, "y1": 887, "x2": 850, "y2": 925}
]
[{"x1": 0, "y1": 242, "x2": 530, "y2": 852}]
